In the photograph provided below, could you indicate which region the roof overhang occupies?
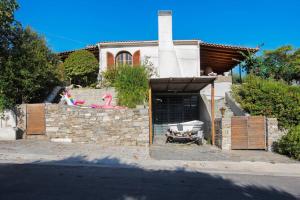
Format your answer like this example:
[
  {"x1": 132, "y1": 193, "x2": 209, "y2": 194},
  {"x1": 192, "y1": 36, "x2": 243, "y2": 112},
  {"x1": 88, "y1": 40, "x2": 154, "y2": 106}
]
[
  {"x1": 57, "y1": 41, "x2": 259, "y2": 73},
  {"x1": 150, "y1": 77, "x2": 216, "y2": 93},
  {"x1": 200, "y1": 42, "x2": 259, "y2": 74}
]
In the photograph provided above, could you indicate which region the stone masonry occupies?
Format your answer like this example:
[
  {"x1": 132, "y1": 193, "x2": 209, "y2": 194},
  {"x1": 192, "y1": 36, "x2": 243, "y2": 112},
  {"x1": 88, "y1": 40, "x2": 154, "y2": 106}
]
[
  {"x1": 45, "y1": 104, "x2": 149, "y2": 146},
  {"x1": 267, "y1": 118, "x2": 287, "y2": 152},
  {"x1": 214, "y1": 117, "x2": 231, "y2": 150}
]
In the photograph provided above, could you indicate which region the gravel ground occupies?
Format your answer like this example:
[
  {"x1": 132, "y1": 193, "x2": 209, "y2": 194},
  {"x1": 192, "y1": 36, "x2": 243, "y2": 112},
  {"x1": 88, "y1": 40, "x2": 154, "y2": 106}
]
[
  {"x1": 0, "y1": 140, "x2": 296, "y2": 163},
  {"x1": 0, "y1": 140, "x2": 150, "y2": 161}
]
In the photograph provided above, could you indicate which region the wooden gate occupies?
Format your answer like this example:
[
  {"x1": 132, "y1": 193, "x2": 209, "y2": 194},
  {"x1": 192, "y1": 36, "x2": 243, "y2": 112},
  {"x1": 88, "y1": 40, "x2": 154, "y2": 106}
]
[
  {"x1": 26, "y1": 104, "x2": 46, "y2": 135},
  {"x1": 231, "y1": 116, "x2": 266, "y2": 150}
]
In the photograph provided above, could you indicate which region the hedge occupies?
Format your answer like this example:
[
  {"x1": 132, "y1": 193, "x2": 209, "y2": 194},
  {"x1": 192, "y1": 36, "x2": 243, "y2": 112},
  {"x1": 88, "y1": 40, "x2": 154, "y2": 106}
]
[
  {"x1": 275, "y1": 125, "x2": 300, "y2": 160},
  {"x1": 232, "y1": 75, "x2": 300, "y2": 129}
]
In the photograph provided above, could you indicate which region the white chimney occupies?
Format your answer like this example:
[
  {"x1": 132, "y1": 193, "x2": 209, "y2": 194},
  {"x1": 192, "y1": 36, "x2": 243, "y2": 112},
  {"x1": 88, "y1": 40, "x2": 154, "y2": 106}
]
[{"x1": 158, "y1": 10, "x2": 181, "y2": 78}]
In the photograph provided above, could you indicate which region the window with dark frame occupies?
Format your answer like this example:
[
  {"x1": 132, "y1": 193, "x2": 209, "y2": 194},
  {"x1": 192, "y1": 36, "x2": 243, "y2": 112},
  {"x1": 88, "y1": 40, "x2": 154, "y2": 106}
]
[{"x1": 115, "y1": 51, "x2": 132, "y2": 66}]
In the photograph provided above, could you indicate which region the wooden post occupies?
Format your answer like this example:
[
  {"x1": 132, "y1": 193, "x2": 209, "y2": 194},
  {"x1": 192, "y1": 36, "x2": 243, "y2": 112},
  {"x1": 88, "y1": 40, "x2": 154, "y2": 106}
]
[
  {"x1": 148, "y1": 88, "x2": 153, "y2": 145},
  {"x1": 211, "y1": 82, "x2": 215, "y2": 145}
]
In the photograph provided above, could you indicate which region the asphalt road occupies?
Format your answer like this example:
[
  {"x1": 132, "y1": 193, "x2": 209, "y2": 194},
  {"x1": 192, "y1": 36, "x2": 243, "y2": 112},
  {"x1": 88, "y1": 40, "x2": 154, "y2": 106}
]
[{"x1": 0, "y1": 163, "x2": 299, "y2": 200}]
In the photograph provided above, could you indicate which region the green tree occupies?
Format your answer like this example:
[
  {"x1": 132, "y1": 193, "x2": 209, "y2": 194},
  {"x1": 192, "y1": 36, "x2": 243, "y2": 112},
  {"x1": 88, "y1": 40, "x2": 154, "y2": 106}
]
[
  {"x1": 9, "y1": 27, "x2": 59, "y2": 103},
  {"x1": 0, "y1": 0, "x2": 19, "y2": 60},
  {"x1": 0, "y1": 0, "x2": 20, "y2": 110},
  {"x1": 240, "y1": 45, "x2": 300, "y2": 84},
  {"x1": 0, "y1": 0, "x2": 60, "y2": 111},
  {"x1": 63, "y1": 50, "x2": 99, "y2": 87}
]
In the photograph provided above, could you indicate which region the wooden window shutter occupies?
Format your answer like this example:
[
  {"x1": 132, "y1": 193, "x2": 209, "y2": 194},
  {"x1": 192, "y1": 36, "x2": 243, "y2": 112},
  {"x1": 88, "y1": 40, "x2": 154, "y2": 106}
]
[
  {"x1": 107, "y1": 52, "x2": 114, "y2": 70},
  {"x1": 133, "y1": 50, "x2": 140, "y2": 67}
]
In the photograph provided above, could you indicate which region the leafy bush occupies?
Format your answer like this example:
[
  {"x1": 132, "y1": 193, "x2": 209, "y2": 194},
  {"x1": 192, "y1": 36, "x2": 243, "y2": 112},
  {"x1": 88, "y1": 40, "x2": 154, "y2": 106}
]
[
  {"x1": 232, "y1": 75, "x2": 300, "y2": 129},
  {"x1": 63, "y1": 50, "x2": 98, "y2": 87},
  {"x1": 102, "y1": 56, "x2": 158, "y2": 88},
  {"x1": 275, "y1": 125, "x2": 300, "y2": 160},
  {"x1": 110, "y1": 65, "x2": 148, "y2": 108},
  {"x1": 232, "y1": 73, "x2": 244, "y2": 84},
  {"x1": 102, "y1": 68, "x2": 118, "y2": 87}
]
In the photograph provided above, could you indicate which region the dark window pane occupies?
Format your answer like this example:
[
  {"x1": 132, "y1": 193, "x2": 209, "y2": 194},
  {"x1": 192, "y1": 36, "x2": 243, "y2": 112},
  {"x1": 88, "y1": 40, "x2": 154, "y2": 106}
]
[{"x1": 153, "y1": 95, "x2": 199, "y2": 124}]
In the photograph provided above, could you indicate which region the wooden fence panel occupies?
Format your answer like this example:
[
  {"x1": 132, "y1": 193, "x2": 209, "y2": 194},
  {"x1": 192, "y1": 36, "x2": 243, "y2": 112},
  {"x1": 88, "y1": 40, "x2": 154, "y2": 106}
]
[
  {"x1": 231, "y1": 116, "x2": 266, "y2": 150},
  {"x1": 231, "y1": 116, "x2": 248, "y2": 149},
  {"x1": 26, "y1": 104, "x2": 45, "y2": 135},
  {"x1": 247, "y1": 116, "x2": 266, "y2": 149}
]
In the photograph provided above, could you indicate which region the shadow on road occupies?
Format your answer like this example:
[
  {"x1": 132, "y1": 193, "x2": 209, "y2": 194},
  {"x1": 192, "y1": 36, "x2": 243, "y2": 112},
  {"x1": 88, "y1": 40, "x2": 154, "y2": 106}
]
[{"x1": 0, "y1": 155, "x2": 298, "y2": 200}]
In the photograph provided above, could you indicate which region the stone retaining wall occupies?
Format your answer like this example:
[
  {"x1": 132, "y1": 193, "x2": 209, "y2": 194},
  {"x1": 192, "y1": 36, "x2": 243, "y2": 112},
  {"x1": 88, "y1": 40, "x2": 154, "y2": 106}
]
[{"x1": 45, "y1": 104, "x2": 149, "y2": 146}]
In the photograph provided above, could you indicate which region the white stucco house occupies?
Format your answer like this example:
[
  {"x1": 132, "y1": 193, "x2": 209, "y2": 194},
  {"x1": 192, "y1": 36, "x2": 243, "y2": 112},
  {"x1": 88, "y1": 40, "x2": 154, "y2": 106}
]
[{"x1": 59, "y1": 10, "x2": 258, "y2": 145}]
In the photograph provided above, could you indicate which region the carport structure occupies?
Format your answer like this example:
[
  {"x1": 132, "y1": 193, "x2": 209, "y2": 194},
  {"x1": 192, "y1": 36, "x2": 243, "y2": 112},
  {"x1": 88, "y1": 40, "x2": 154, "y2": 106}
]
[{"x1": 149, "y1": 77, "x2": 216, "y2": 145}]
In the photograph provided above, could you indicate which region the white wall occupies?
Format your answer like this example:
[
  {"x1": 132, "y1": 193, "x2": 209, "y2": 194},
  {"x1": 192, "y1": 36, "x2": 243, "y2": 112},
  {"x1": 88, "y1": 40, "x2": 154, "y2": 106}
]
[
  {"x1": 0, "y1": 110, "x2": 16, "y2": 128},
  {"x1": 99, "y1": 46, "x2": 159, "y2": 73},
  {"x1": 200, "y1": 82, "x2": 232, "y2": 100},
  {"x1": 98, "y1": 43, "x2": 200, "y2": 78},
  {"x1": 174, "y1": 44, "x2": 200, "y2": 77}
]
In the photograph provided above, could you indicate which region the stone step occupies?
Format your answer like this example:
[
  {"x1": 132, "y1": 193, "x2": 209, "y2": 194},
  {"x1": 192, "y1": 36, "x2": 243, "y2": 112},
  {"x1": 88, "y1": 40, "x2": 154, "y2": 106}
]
[{"x1": 25, "y1": 135, "x2": 49, "y2": 140}]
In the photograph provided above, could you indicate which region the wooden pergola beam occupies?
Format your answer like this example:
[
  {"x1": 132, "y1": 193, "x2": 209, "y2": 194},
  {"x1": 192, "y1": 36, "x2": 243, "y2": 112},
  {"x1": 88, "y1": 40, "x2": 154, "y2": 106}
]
[
  {"x1": 201, "y1": 55, "x2": 243, "y2": 61},
  {"x1": 201, "y1": 61, "x2": 239, "y2": 65},
  {"x1": 200, "y1": 47, "x2": 252, "y2": 54}
]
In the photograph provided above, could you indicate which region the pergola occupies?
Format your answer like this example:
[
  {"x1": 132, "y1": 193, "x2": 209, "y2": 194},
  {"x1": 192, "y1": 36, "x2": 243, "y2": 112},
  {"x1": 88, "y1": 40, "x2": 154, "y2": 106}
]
[
  {"x1": 200, "y1": 42, "x2": 258, "y2": 75},
  {"x1": 149, "y1": 77, "x2": 216, "y2": 145}
]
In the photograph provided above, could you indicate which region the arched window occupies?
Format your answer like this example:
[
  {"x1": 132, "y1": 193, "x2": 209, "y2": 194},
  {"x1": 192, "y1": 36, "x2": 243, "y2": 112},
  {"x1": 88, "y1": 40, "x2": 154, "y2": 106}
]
[{"x1": 115, "y1": 51, "x2": 132, "y2": 66}]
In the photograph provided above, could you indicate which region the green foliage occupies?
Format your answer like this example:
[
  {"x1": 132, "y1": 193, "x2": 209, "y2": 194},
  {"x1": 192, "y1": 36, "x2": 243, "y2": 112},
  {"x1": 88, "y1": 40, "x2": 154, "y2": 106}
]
[
  {"x1": 1, "y1": 27, "x2": 60, "y2": 104},
  {"x1": 112, "y1": 65, "x2": 149, "y2": 108},
  {"x1": 232, "y1": 75, "x2": 300, "y2": 129},
  {"x1": 232, "y1": 73, "x2": 244, "y2": 84},
  {"x1": 102, "y1": 68, "x2": 118, "y2": 87},
  {"x1": 240, "y1": 45, "x2": 300, "y2": 84},
  {"x1": 63, "y1": 50, "x2": 98, "y2": 87},
  {"x1": 0, "y1": 1, "x2": 60, "y2": 111},
  {"x1": 55, "y1": 62, "x2": 66, "y2": 83},
  {"x1": 0, "y1": 0, "x2": 19, "y2": 110},
  {"x1": 0, "y1": 0, "x2": 19, "y2": 59},
  {"x1": 102, "y1": 56, "x2": 158, "y2": 88},
  {"x1": 275, "y1": 125, "x2": 300, "y2": 160}
]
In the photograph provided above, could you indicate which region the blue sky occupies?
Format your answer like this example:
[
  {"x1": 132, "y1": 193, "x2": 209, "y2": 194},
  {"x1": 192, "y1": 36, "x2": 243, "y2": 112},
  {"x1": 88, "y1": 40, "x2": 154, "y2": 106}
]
[{"x1": 16, "y1": 0, "x2": 300, "y2": 54}]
